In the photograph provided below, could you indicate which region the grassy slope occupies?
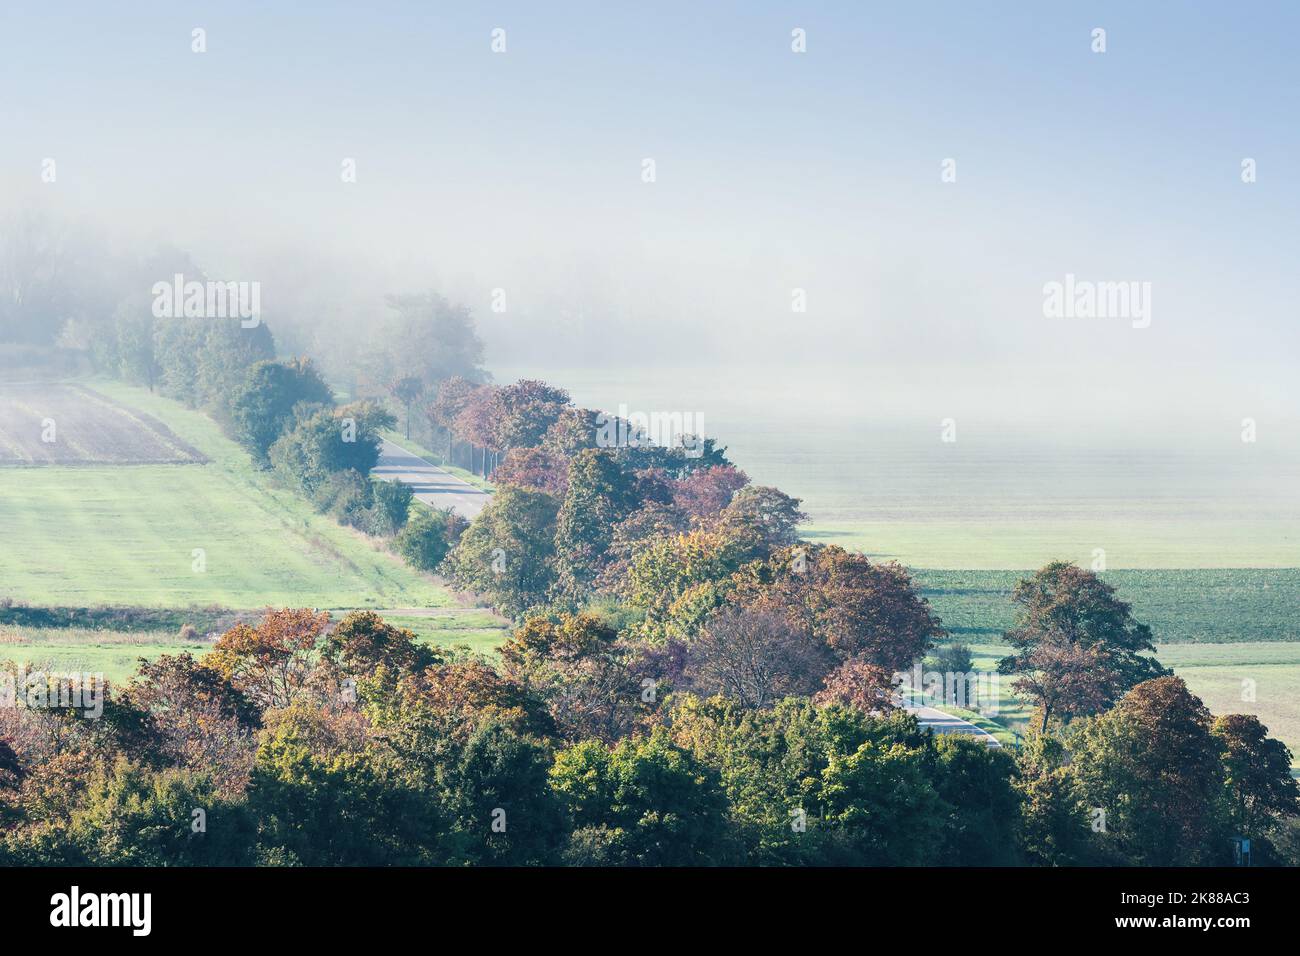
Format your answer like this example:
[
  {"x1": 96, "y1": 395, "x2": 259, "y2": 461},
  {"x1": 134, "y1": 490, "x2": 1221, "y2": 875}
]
[{"x1": 0, "y1": 380, "x2": 456, "y2": 609}]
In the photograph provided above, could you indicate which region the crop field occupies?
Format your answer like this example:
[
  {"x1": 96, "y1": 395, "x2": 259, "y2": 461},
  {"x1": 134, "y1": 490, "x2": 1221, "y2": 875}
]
[
  {"x1": 0, "y1": 383, "x2": 207, "y2": 465},
  {"x1": 0, "y1": 380, "x2": 460, "y2": 609},
  {"x1": 916, "y1": 568, "x2": 1300, "y2": 644}
]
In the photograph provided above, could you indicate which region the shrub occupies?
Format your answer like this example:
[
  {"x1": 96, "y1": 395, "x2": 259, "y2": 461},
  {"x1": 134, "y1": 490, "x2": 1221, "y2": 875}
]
[{"x1": 396, "y1": 506, "x2": 466, "y2": 572}]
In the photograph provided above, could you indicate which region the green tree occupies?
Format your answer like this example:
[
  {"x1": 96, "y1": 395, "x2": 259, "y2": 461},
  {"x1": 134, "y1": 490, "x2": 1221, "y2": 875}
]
[
  {"x1": 231, "y1": 357, "x2": 334, "y2": 462},
  {"x1": 395, "y1": 504, "x2": 466, "y2": 571},
  {"x1": 444, "y1": 487, "x2": 561, "y2": 618},
  {"x1": 549, "y1": 729, "x2": 733, "y2": 866},
  {"x1": 368, "y1": 478, "x2": 414, "y2": 536},
  {"x1": 553, "y1": 450, "x2": 641, "y2": 603},
  {"x1": 1068, "y1": 676, "x2": 1227, "y2": 865},
  {"x1": 1212, "y1": 713, "x2": 1299, "y2": 860}
]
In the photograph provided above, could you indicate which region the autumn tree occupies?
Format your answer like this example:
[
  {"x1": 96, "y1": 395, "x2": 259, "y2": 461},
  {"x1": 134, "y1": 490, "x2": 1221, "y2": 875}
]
[
  {"x1": 499, "y1": 613, "x2": 648, "y2": 743},
  {"x1": 1068, "y1": 676, "x2": 1227, "y2": 865},
  {"x1": 998, "y1": 562, "x2": 1169, "y2": 731},
  {"x1": 491, "y1": 446, "x2": 569, "y2": 496},
  {"x1": 671, "y1": 464, "x2": 749, "y2": 520},
  {"x1": 729, "y1": 545, "x2": 944, "y2": 673},
  {"x1": 205, "y1": 609, "x2": 332, "y2": 710},
  {"x1": 685, "y1": 606, "x2": 831, "y2": 709}
]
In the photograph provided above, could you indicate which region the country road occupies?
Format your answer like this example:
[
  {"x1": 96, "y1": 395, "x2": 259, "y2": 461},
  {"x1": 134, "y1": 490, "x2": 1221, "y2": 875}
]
[
  {"x1": 372, "y1": 439, "x2": 491, "y2": 520},
  {"x1": 902, "y1": 700, "x2": 1003, "y2": 747}
]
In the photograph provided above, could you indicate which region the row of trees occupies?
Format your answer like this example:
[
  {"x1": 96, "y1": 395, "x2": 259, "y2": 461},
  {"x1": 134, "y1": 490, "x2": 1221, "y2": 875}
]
[
  {"x1": 1, "y1": 604, "x2": 1293, "y2": 866},
  {"x1": 392, "y1": 374, "x2": 1300, "y2": 866}
]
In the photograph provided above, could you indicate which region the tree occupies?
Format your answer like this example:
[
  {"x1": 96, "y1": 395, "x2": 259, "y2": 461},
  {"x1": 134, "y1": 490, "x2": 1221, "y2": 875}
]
[
  {"x1": 319, "y1": 610, "x2": 435, "y2": 682},
  {"x1": 490, "y1": 446, "x2": 568, "y2": 496},
  {"x1": 444, "y1": 487, "x2": 561, "y2": 618},
  {"x1": 368, "y1": 478, "x2": 414, "y2": 537},
  {"x1": 121, "y1": 653, "x2": 260, "y2": 795},
  {"x1": 395, "y1": 505, "x2": 466, "y2": 572},
  {"x1": 361, "y1": 292, "x2": 486, "y2": 392},
  {"x1": 552, "y1": 449, "x2": 641, "y2": 603},
  {"x1": 543, "y1": 406, "x2": 600, "y2": 458},
  {"x1": 114, "y1": 306, "x2": 159, "y2": 391},
  {"x1": 231, "y1": 358, "x2": 334, "y2": 462},
  {"x1": 672, "y1": 464, "x2": 749, "y2": 521},
  {"x1": 427, "y1": 375, "x2": 481, "y2": 465},
  {"x1": 389, "y1": 375, "x2": 424, "y2": 440},
  {"x1": 1212, "y1": 714, "x2": 1299, "y2": 854},
  {"x1": 1068, "y1": 676, "x2": 1227, "y2": 865},
  {"x1": 666, "y1": 696, "x2": 946, "y2": 865},
  {"x1": 998, "y1": 562, "x2": 1169, "y2": 731},
  {"x1": 620, "y1": 529, "x2": 751, "y2": 641},
  {"x1": 268, "y1": 401, "x2": 394, "y2": 498},
  {"x1": 51, "y1": 759, "x2": 255, "y2": 866},
  {"x1": 812, "y1": 655, "x2": 897, "y2": 713},
  {"x1": 685, "y1": 606, "x2": 831, "y2": 709},
  {"x1": 712, "y1": 485, "x2": 807, "y2": 554},
  {"x1": 549, "y1": 729, "x2": 733, "y2": 866},
  {"x1": 730, "y1": 545, "x2": 944, "y2": 673},
  {"x1": 247, "y1": 706, "x2": 444, "y2": 865},
  {"x1": 499, "y1": 613, "x2": 647, "y2": 743},
  {"x1": 1014, "y1": 728, "x2": 1098, "y2": 866},
  {"x1": 453, "y1": 385, "x2": 504, "y2": 477},
  {"x1": 929, "y1": 735, "x2": 1021, "y2": 865},
  {"x1": 493, "y1": 380, "x2": 571, "y2": 449},
  {"x1": 205, "y1": 609, "x2": 332, "y2": 710},
  {"x1": 927, "y1": 643, "x2": 974, "y2": 675}
]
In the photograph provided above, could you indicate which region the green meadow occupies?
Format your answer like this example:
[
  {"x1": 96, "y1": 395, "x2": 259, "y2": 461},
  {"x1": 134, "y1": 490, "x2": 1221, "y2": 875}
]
[{"x1": 0, "y1": 381, "x2": 457, "y2": 609}]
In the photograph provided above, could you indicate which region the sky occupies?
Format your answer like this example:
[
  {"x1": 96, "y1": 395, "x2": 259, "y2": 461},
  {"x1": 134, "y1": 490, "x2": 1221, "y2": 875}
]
[{"x1": 1, "y1": 1, "x2": 1297, "y2": 422}]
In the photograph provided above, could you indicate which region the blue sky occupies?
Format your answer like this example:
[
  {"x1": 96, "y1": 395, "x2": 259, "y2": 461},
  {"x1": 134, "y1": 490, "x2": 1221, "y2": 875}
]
[{"x1": 2, "y1": 1, "x2": 1297, "y2": 402}]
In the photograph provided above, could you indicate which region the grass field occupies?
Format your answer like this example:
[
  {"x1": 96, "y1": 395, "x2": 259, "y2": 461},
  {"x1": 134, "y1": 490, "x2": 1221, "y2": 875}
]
[{"x1": 0, "y1": 380, "x2": 459, "y2": 609}]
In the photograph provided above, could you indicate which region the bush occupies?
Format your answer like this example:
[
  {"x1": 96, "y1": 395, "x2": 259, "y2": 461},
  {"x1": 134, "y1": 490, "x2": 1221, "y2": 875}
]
[
  {"x1": 396, "y1": 506, "x2": 466, "y2": 572},
  {"x1": 368, "y1": 479, "x2": 414, "y2": 537}
]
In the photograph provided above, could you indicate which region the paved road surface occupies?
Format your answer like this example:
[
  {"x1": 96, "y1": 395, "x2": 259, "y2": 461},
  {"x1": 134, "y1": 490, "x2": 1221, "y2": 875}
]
[
  {"x1": 372, "y1": 439, "x2": 491, "y2": 521},
  {"x1": 902, "y1": 699, "x2": 1003, "y2": 747}
]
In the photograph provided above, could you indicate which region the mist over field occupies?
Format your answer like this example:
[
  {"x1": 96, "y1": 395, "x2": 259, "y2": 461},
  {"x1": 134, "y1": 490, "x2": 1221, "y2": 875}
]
[
  {"x1": 1, "y1": 1, "x2": 1299, "y2": 892},
  {"x1": 3, "y1": 2, "x2": 1298, "y2": 438}
]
